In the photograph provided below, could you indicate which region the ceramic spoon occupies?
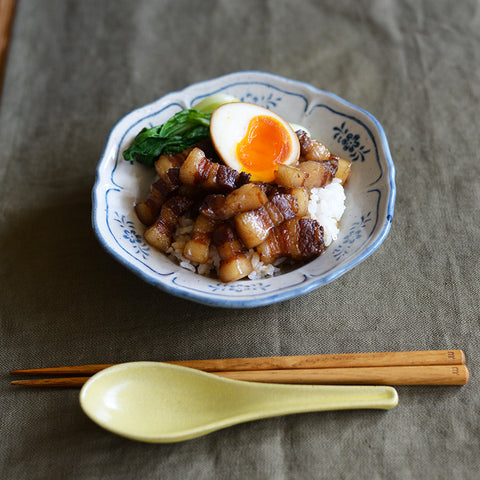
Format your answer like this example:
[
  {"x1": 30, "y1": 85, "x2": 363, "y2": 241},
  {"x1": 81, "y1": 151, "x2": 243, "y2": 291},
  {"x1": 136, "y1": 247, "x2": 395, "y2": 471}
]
[{"x1": 79, "y1": 362, "x2": 398, "y2": 443}]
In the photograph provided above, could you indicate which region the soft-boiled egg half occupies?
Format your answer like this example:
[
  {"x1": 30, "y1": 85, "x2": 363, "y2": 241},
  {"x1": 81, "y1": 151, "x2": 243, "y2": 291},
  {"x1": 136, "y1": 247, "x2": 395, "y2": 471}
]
[{"x1": 210, "y1": 102, "x2": 300, "y2": 182}]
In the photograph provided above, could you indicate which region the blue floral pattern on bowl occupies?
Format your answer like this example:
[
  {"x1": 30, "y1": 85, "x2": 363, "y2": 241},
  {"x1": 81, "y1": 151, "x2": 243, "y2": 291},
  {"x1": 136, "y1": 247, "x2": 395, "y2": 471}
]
[
  {"x1": 333, "y1": 212, "x2": 372, "y2": 261},
  {"x1": 240, "y1": 92, "x2": 283, "y2": 109},
  {"x1": 114, "y1": 212, "x2": 150, "y2": 260},
  {"x1": 209, "y1": 282, "x2": 272, "y2": 293},
  {"x1": 333, "y1": 121, "x2": 371, "y2": 162},
  {"x1": 92, "y1": 71, "x2": 395, "y2": 308}
]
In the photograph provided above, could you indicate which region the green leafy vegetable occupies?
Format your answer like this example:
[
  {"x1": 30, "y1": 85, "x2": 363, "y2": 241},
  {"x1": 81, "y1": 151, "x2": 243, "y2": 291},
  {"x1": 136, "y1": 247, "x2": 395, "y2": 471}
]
[
  {"x1": 192, "y1": 93, "x2": 240, "y2": 114},
  {"x1": 122, "y1": 94, "x2": 240, "y2": 167},
  {"x1": 122, "y1": 109, "x2": 211, "y2": 166}
]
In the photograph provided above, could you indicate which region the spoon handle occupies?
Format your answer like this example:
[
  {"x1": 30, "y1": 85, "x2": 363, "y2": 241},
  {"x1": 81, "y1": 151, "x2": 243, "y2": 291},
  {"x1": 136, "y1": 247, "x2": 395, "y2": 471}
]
[{"x1": 233, "y1": 383, "x2": 399, "y2": 417}]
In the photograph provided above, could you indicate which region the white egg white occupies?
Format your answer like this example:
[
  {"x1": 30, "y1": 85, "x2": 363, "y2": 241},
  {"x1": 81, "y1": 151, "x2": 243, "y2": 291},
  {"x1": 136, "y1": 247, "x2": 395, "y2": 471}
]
[{"x1": 210, "y1": 102, "x2": 300, "y2": 180}]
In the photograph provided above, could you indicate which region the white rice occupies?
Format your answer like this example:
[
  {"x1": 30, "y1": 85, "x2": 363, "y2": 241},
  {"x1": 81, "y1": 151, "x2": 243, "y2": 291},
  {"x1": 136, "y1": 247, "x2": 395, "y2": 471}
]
[
  {"x1": 308, "y1": 178, "x2": 346, "y2": 247},
  {"x1": 168, "y1": 180, "x2": 346, "y2": 279},
  {"x1": 247, "y1": 251, "x2": 282, "y2": 280}
]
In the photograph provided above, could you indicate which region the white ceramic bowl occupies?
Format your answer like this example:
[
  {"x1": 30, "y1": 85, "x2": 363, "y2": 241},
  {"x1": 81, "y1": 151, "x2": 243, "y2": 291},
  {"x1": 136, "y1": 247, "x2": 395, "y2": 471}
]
[{"x1": 92, "y1": 71, "x2": 395, "y2": 308}]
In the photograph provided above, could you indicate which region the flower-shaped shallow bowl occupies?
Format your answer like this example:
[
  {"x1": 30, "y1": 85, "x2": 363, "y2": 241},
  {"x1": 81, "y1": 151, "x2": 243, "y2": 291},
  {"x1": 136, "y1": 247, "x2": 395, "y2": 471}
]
[{"x1": 93, "y1": 71, "x2": 395, "y2": 308}]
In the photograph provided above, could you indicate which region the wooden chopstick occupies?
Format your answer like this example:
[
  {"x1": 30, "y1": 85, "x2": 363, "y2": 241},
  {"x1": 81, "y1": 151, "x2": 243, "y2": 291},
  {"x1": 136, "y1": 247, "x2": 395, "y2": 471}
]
[
  {"x1": 11, "y1": 377, "x2": 91, "y2": 388},
  {"x1": 217, "y1": 365, "x2": 470, "y2": 386},
  {"x1": 11, "y1": 349, "x2": 465, "y2": 376},
  {"x1": 10, "y1": 365, "x2": 469, "y2": 387},
  {"x1": 10, "y1": 349, "x2": 468, "y2": 387},
  {"x1": 0, "y1": 0, "x2": 17, "y2": 99}
]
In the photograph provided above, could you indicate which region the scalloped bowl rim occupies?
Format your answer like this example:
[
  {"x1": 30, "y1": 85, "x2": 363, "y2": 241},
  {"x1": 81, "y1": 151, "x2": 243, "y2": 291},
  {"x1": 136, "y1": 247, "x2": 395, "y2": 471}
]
[{"x1": 92, "y1": 71, "x2": 395, "y2": 308}]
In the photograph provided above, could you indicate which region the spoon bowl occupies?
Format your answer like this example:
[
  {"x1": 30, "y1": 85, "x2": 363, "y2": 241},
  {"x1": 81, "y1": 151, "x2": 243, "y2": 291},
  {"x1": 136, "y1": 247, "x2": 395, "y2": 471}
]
[{"x1": 79, "y1": 362, "x2": 398, "y2": 443}]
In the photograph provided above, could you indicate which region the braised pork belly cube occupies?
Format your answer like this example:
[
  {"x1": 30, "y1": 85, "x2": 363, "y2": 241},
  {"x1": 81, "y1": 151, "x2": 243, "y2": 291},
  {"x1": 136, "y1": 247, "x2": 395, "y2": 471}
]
[
  {"x1": 144, "y1": 196, "x2": 192, "y2": 252},
  {"x1": 154, "y1": 151, "x2": 190, "y2": 177},
  {"x1": 183, "y1": 214, "x2": 217, "y2": 264},
  {"x1": 333, "y1": 155, "x2": 352, "y2": 184},
  {"x1": 296, "y1": 130, "x2": 331, "y2": 161},
  {"x1": 134, "y1": 168, "x2": 182, "y2": 225},
  {"x1": 134, "y1": 182, "x2": 164, "y2": 226},
  {"x1": 297, "y1": 159, "x2": 338, "y2": 189},
  {"x1": 212, "y1": 223, "x2": 253, "y2": 282},
  {"x1": 289, "y1": 187, "x2": 309, "y2": 217},
  {"x1": 180, "y1": 147, "x2": 250, "y2": 191},
  {"x1": 296, "y1": 129, "x2": 352, "y2": 185},
  {"x1": 199, "y1": 183, "x2": 268, "y2": 221},
  {"x1": 234, "y1": 193, "x2": 299, "y2": 249},
  {"x1": 256, "y1": 217, "x2": 324, "y2": 264},
  {"x1": 274, "y1": 164, "x2": 309, "y2": 188}
]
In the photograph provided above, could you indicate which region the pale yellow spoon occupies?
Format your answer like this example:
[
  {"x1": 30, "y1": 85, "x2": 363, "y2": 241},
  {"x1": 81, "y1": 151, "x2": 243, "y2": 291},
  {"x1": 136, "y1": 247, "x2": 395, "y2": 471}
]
[{"x1": 79, "y1": 362, "x2": 398, "y2": 443}]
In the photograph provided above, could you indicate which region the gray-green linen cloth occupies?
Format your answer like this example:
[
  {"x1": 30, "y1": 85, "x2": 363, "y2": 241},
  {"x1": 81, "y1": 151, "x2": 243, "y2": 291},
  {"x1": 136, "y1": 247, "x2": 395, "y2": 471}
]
[{"x1": 1, "y1": 0, "x2": 479, "y2": 478}]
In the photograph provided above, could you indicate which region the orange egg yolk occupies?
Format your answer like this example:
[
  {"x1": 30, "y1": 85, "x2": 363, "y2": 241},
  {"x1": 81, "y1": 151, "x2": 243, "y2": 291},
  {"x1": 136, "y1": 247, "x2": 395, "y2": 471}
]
[{"x1": 236, "y1": 115, "x2": 292, "y2": 182}]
